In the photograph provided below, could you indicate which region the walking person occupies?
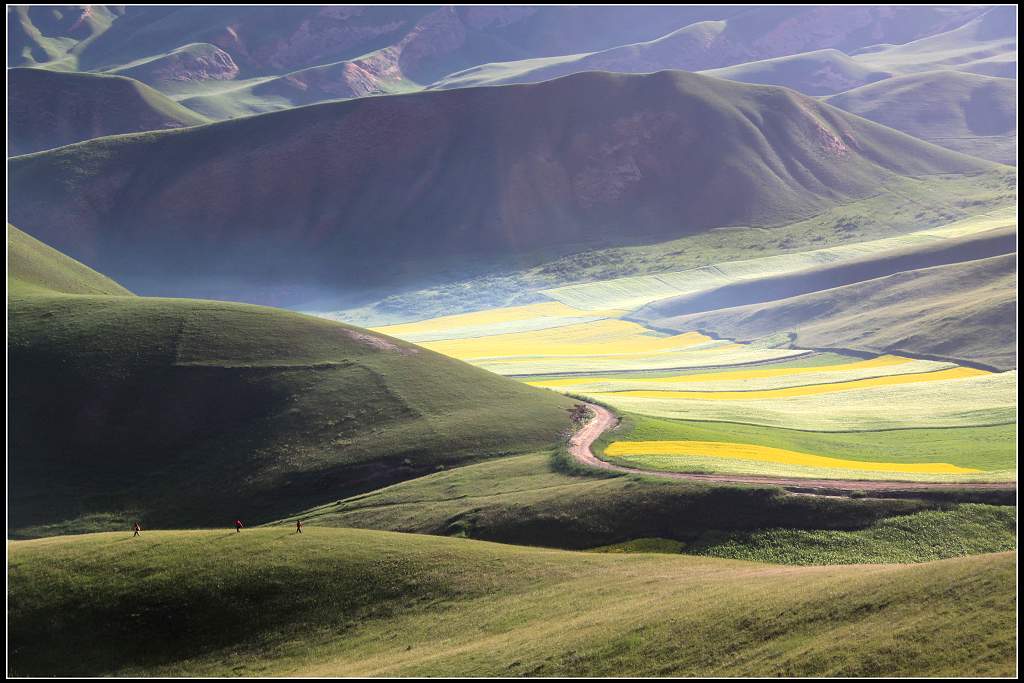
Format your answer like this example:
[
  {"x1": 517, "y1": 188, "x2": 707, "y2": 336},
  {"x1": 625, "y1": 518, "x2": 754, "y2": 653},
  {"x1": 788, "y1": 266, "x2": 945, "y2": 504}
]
[
  {"x1": 295, "y1": 519, "x2": 303, "y2": 534},
  {"x1": 132, "y1": 522, "x2": 141, "y2": 537},
  {"x1": 235, "y1": 519, "x2": 244, "y2": 533}
]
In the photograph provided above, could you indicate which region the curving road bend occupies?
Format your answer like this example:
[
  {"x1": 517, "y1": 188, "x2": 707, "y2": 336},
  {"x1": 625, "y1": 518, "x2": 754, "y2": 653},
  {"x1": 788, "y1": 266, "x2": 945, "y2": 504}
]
[{"x1": 569, "y1": 403, "x2": 1016, "y2": 495}]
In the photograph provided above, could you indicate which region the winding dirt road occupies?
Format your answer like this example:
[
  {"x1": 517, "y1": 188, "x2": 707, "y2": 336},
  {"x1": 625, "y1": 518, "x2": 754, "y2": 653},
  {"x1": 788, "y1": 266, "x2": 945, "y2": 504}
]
[{"x1": 569, "y1": 403, "x2": 1016, "y2": 495}]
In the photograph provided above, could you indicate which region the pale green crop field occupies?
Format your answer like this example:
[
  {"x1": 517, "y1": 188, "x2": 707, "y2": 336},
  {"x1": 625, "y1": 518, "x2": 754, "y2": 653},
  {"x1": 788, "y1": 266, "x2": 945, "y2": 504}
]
[
  {"x1": 541, "y1": 208, "x2": 1016, "y2": 311},
  {"x1": 594, "y1": 371, "x2": 1016, "y2": 432},
  {"x1": 528, "y1": 356, "x2": 957, "y2": 393}
]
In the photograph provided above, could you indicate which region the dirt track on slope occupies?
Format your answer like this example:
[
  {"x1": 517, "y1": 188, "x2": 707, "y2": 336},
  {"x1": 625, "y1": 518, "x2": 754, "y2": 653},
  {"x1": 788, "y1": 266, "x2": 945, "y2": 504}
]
[{"x1": 569, "y1": 404, "x2": 1017, "y2": 495}]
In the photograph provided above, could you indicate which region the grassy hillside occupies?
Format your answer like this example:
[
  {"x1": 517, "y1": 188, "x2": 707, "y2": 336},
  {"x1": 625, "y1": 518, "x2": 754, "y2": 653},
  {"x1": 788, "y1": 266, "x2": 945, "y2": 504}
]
[
  {"x1": 8, "y1": 67, "x2": 209, "y2": 155},
  {"x1": 8, "y1": 225, "x2": 572, "y2": 534},
  {"x1": 701, "y1": 49, "x2": 891, "y2": 96},
  {"x1": 8, "y1": 529, "x2": 1016, "y2": 676},
  {"x1": 104, "y1": 42, "x2": 241, "y2": 93},
  {"x1": 9, "y1": 70, "x2": 998, "y2": 307},
  {"x1": 12, "y1": 6, "x2": 734, "y2": 90},
  {"x1": 648, "y1": 253, "x2": 1017, "y2": 371},
  {"x1": 178, "y1": 55, "x2": 422, "y2": 119},
  {"x1": 6, "y1": 5, "x2": 121, "y2": 69},
  {"x1": 287, "y1": 450, "x2": 1013, "y2": 551},
  {"x1": 828, "y1": 70, "x2": 1017, "y2": 165}
]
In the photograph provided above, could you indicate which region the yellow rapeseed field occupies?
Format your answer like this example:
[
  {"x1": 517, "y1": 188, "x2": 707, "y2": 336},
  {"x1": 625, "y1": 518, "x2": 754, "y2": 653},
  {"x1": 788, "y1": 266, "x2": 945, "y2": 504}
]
[
  {"x1": 605, "y1": 366, "x2": 989, "y2": 400},
  {"x1": 604, "y1": 440, "x2": 982, "y2": 474},
  {"x1": 422, "y1": 319, "x2": 713, "y2": 359},
  {"x1": 373, "y1": 302, "x2": 624, "y2": 338}
]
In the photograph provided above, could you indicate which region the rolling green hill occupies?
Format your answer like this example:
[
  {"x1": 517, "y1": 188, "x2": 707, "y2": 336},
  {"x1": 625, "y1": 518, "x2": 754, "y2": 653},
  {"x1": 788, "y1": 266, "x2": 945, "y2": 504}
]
[
  {"x1": 827, "y1": 70, "x2": 1017, "y2": 165},
  {"x1": 8, "y1": 529, "x2": 1016, "y2": 676},
  {"x1": 851, "y1": 6, "x2": 1017, "y2": 79},
  {"x1": 432, "y1": 6, "x2": 988, "y2": 91},
  {"x1": 9, "y1": 70, "x2": 998, "y2": 307},
  {"x1": 8, "y1": 225, "x2": 572, "y2": 534},
  {"x1": 9, "y1": 6, "x2": 736, "y2": 94},
  {"x1": 644, "y1": 252, "x2": 1017, "y2": 371},
  {"x1": 8, "y1": 67, "x2": 209, "y2": 156},
  {"x1": 701, "y1": 49, "x2": 891, "y2": 96},
  {"x1": 286, "y1": 449, "x2": 1013, "y2": 556},
  {"x1": 103, "y1": 42, "x2": 241, "y2": 94},
  {"x1": 6, "y1": 5, "x2": 121, "y2": 68}
]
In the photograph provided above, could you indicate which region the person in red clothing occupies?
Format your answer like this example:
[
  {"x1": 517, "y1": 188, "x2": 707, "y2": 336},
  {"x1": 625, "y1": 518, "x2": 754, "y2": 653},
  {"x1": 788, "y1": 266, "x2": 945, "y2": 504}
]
[
  {"x1": 132, "y1": 522, "x2": 141, "y2": 537},
  {"x1": 295, "y1": 519, "x2": 303, "y2": 534},
  {"x1": 235, "y1": 519, "x2": 243, "y2": 533}
]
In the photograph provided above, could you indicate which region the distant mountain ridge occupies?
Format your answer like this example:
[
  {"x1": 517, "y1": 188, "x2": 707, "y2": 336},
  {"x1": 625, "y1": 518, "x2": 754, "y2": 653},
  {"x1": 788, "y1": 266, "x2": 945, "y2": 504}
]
[
  {"x1": 9, "y1": 70, "x2": 997, "y2": 306},
  {"x1": 8, "y1": 67, "x2": 209, "y2": 155}
]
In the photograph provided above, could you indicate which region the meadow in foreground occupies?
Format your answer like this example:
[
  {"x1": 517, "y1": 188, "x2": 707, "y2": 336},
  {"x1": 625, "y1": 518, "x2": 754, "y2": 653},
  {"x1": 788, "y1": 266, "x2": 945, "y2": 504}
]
[{"x1": 8, "y1": 528, "x2": 1016, "y2": 677}]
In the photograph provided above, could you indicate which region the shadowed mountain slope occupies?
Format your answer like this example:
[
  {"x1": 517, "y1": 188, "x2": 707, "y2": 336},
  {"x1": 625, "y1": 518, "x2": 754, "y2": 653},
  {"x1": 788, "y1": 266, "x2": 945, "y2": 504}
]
[
  {"x1": 643, "y1": 252, "x2": 1017, "y2": 371},
  {"x1": 8, "y1": 67, "x2": 209, "y2": 156},
  {"x1": 827, "y1": 70, "x2": 1016, "y2": 165},
  {"x1": 9, "y1": 70, "x2": 997, "y2": 306}
]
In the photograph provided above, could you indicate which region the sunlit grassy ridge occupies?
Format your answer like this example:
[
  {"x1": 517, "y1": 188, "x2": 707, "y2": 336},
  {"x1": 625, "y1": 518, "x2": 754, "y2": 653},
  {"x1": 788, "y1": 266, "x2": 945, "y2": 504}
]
[
  {"x1": 7, "y1": 223, "x2": 133, "y2": 296},
  {"x1": 8, "y1": 529, "x2": 1016, "y2": 676}
]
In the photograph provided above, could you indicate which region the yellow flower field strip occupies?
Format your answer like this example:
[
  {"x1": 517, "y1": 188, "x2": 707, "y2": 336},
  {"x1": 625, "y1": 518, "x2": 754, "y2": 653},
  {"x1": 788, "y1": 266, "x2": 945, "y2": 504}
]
[
  {"x1": 602, "y1": 367, "x2": 989, "y2": 399},
  {"x1": 372, "y1": 302, "x2": 626, "y2": 337},
  {"x1": 604, "y1": 440, "x2": 982, "y2": 474},
  {"x1": 421, "y1": 319, "x2": 714, "y2": 359},
  {"x1": 477, "y1": 347, "x2": 812, "y2": 375},
  {"x1": 528, "y1": 354, "x2": 916, "y2": 388}
]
